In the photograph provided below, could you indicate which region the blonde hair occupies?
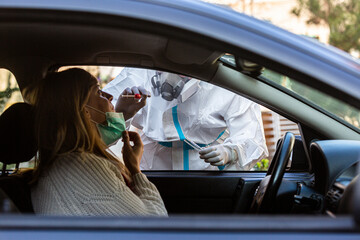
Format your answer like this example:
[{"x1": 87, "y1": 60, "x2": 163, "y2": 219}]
[{"x1": 32, "y1": 68, "x2": 131, "y2": 183}]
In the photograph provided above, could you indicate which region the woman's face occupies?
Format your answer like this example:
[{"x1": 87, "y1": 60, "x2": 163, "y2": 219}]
[{"x1": 86, "y1": 84, "x2": 114, "y2": 124}]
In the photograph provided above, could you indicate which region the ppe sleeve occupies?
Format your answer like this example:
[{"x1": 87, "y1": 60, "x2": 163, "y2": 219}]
[
  {"x1": 103, "y1": 68, "x2": 149, "y2": 106},
  {"x1": 222, "y1": 96, "x2": 268, "y2": 170},
  {"x1": 103, "y1": 68, "x2": 152, "y2": 130}
]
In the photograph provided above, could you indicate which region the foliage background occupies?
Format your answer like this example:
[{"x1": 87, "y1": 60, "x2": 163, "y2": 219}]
[{"x1": 292, "y1": 0, "x2": 360, "y2": 53}]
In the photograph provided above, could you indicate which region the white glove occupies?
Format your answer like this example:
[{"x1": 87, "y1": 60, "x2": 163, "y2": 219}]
[
  {"x1": 199, "y1": 144, "x2": 238, "y2": 166},
  {"x1": 115, "y1": 86, "x2": 150, "y2": 120}
]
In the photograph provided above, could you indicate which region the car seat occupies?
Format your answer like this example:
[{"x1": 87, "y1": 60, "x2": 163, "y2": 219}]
[{"x1": 0, "y1": 102, "x2": 37, "y2": 213}]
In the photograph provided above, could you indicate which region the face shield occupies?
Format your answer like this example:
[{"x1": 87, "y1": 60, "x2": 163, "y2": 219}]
[{"x1": 151, "y1": 72, "x2": 191, "y2": 101}]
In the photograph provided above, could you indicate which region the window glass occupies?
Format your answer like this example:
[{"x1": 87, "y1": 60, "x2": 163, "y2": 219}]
[
  {"x1": 219, "y1": 54, "x2": 360, "y2": 131},
  {"x1": 0, "y1": 68, "x2": 23, "y2": 114},
  {"x1": 0, "y1": 68, "x2": 30, "y2": 170},
  {"x1": 261, "y1": 69, "x2": 360, "y2": 130}
]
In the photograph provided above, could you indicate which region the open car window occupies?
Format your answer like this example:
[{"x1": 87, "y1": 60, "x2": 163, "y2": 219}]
[{"x1": 60, "y1": 66, "x2": 301, "y2": 172}]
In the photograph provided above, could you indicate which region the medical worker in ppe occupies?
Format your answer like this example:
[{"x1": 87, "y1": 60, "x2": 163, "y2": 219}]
[{"x1": 104, "y1": 67, "x2": 268, "y2": 170}]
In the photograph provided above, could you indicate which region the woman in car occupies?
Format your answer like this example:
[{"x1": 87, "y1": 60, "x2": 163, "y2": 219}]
[{"x1": 30, "y1": 68, "x2": 167, "y2": 216}]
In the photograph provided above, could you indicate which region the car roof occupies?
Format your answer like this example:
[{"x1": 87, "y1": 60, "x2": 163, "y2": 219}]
[{"x1": 1, "y1": 0, "x2": 359, "y2": 108}]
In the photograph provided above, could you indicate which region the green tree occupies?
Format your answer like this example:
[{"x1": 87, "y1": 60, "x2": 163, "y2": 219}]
[
  {"x1": 292, "y1": 0, "x2": 360, "y2": 53},
  {"x1": 254, "y1": 159, "x2": 269, "y2": 171}
]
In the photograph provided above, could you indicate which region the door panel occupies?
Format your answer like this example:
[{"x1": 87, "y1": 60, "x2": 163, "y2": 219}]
[{"x1": 146, "y1": 171, "x2": 312, "y2": 214}]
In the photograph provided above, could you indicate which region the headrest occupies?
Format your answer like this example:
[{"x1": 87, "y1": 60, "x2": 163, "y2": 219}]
[{"x1": 0, "y1": 103, "x2": 37, "y2": 164}]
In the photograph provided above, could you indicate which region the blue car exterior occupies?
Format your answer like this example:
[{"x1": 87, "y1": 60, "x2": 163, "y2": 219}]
[{"x1": 0, "y1": 0, "x2": 359, "y2": 239}]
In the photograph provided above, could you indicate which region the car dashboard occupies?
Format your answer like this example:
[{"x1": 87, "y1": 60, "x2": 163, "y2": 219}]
[{"x1": 310, "y1": 140, "x2": 360, "y2": 215}]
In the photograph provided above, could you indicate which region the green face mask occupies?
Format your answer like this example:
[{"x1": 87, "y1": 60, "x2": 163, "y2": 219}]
[{"x1": 86, "y1": 105, "x2": 126, "y2": 146}]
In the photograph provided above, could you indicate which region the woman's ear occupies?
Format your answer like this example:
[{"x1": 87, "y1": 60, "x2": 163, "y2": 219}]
[{"x1": 84, "y1": 107, "x2": 91, "y2": 119}]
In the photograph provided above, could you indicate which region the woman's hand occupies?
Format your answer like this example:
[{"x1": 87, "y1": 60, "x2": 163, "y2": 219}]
[
  {"x1": 121, "y1": 131, "x2": 143, "y2": 175},
  {"x1": 115, "y1": 86, "x2": 150, "y2": 120}
]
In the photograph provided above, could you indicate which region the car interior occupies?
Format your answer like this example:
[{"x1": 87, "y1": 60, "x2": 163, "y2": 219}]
[{"x1": 0, "y1": 9, "x2": 359, "y2": 218}]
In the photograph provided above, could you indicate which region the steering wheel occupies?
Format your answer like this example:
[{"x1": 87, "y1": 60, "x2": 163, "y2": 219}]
[{"x1": 250, "y1": 132, "x2": 295, "y2": 213}]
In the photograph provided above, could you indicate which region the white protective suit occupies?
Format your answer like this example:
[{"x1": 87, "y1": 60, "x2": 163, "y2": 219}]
[{"x1": 103, "y1": 68, "x2": 268, "y2": 170}]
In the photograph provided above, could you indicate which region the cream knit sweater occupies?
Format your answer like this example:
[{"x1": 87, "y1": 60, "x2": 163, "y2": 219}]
[{"x1": 31, "y1": 152, "x2": 167, "y2": 216}]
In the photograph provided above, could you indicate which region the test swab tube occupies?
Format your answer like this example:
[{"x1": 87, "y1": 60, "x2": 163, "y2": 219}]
[
  {"x1": 121, "y1": 94, "x2": 151, "y2": 99},
  {"x1": 184, "y1": 139, "x2": 204, "y2": 151}
]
